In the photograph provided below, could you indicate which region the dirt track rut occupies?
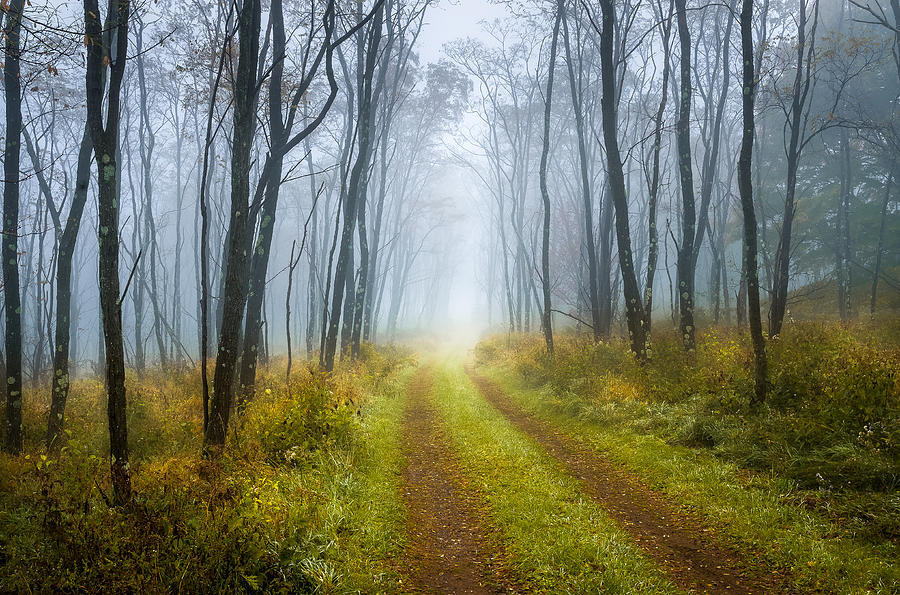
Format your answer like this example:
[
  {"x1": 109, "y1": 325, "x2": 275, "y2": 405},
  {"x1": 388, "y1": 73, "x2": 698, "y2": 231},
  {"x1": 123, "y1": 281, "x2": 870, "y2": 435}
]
[
  {"x1": 466, "y1": 366, "x2": 793, "y2": 595},
  {"x1": 399, "y1": 367, "x2": 514, "y2": 594}
]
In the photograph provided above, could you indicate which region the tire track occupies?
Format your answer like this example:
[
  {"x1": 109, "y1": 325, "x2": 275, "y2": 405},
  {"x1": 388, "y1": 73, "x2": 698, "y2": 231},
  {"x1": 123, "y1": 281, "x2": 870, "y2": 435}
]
[
  {"x1": 466, "y1": 366, "x2": 793, "y2": 595},
  {"x1": 399, "y1": 366, "x2": 515, "y2": 594}
]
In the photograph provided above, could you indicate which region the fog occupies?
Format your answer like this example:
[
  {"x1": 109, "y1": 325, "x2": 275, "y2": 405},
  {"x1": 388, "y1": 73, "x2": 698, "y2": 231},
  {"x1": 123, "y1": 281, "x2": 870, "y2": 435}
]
[{"x1": 0, "y1": 0, "x2": 898, "y2": 439}]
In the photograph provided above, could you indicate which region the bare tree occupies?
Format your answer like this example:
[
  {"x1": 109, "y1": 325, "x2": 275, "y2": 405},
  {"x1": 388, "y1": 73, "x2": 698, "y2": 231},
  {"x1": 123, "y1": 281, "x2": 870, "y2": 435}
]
[
  {"x1": 769, "y1": 0, "x2": 821, "y2": 337},
  {"x1": 593, "y1": 0, "x2": 649, "y2": 360},
  {"x1": 84, "y1": 0, "x2": 133, "y2": 504},
  {"x1": 238, "y1": 0, "x2": 342, "y2": 404},
  {"x1": 642, "y1": 0, "x2": 675, "y2": 339},
  {"x1": 562, "y1": 1, "x2": 602, "y2": 341},
  {"x1": 674, "y1": 0, "x2": 697, "y2": 351},
  {"x1": 538, "y1": 0, "x2": 564, "y2": 355},
  {"x1": 206, "y1": 0, "x2": 262, "y2": 449},
  {"x1": 850, "y1": 0, "x2": 899, "y2": 80},
  {"x1": 323, "y1": 2, "x2": 386, "y2": 371},
  {"x1": 24, "y1": 117, "x2": 93, "y2": 449}
]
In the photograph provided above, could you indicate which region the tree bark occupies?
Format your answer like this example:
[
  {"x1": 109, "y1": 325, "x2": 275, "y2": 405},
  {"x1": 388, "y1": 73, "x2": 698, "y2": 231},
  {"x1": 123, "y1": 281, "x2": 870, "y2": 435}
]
[
  {"x1": 286, "y1": 242, "x2": 298, "y2": 397},
  {"x1": 770, "y1": 0, "x2": 819, "y2": 336},
  {"x1": 562, "y1": 6, "x2": 601, "y2": 342},
  {"x1": 674, "y1": 0, "x2": 697, "y2": 351},
  {"x1": 323, "y1": 3, "x2": 385, "y2": 371},
  {"x1": 136, "y1": 23, "x2": 168, "y2": 369},
  {"x1": 692, "y1": 0, "x2": 735, "y2": 270},
  {"x1": 597, "y1": 0, "x2": 648, "y2": 360},
  {"x1": 837, "y1": 128, "x2": 853, "y2": 321},
  {"x1": 738, "y1": 0, "x2": 768, "y2": 405},
  {"x1": 206, "y1": 0, "x2": 261, "y2": 449},
  {"x1": 306, "y1": 137, "x2": 321, "y2": 356},
  {"x1": 2, "y1": 0, "x2": 25, "y2": 454},
  {"x1": 870, "y1": 162, "x2": 893, "y2": 315},
  {"x1": 644, "y1": 0, "x2": 675, "y2": 339},
  {"x1": 538, "y1": 0, "x2": 563, "y2": 355},
  {"x1": 240, "y1": 0, "x2": 339, "y2": 399},
  {"x1": 45, "y1": 125, "x2": 92, "y2": 448},
  {"x1": 84, "y1": 0, "x2": 132, "y2": 505}
]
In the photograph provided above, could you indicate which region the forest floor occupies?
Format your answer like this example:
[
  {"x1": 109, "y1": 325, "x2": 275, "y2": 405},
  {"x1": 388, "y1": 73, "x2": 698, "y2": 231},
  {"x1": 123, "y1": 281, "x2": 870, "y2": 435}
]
[{"x1": 2, "y1": 324, "x2": 897, "y2": 593}]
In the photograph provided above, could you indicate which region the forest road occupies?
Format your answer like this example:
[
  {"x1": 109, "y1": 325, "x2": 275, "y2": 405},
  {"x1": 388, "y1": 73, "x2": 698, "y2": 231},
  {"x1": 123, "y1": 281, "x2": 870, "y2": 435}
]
[
  {"x1": 465, "y1": 365, "x2": 795, "y2": 595},
  {"x1": 397, "y1": 366, "x2": 517, "y2": 594}
]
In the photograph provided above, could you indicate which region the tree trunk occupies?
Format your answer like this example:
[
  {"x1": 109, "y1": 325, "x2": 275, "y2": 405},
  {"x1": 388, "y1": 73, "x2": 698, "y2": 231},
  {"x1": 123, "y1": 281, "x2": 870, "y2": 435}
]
[
  {"x1": 363, "y1": 110, "x2": 390, "y2": 343},
  {"x1": 870, "y1": 164, "x2": 894, "y2": 314},
  {"x1": 644, "y1": 0, "x2": 675, "y2": 339},
  {"x1": 738, "y1": 0, "x2": 768, "y2": 405},
  {"x1": 46, "y1": 126, "x2": 92, "y2": 448},
  {"x1": 206, "y1": 0, "x2": 261, "y2": 449},
  {"x1": 538, "y1": 0, "x2": 563, "y2": 355},
  {"x1": 306, "y1": 145, "x2": 320, "y2": 356},
  {"x1": 692, "y1": 0, "x2": 735, "y2": 269},
  {"x1": 238, "y1": 155, "x2": 282, "y2": 406},
  {"x1": 737, "y1": 259, "x2": 748, "y2": 327},
  {"x1": 136, "y1": 24, "x2": 168, "y2": 369},
  {"x1": 597, "y1": 188, "x2": 614, "y2": 336},
  {"x1": 770, "y1": 0, "x2": 818, "y2": 337},
  {"x1": 562, "y1": 6, "x2": 601, "y2": 341},
  {"x1": 84, "y1": 0, "x2": 133, "y2": 505},
  {"x1": 674, "y1": 0, "x2": 696, "y2": 351},
  {"x1": 351, "y1": 191, "x2": 369, "y2": 358},
  {"x1": 239, "y1": 0, "x2": 342, "y2": 398},
  {"x1": 239, "y1": 6, "x2": 287, "y2": 401},
  {"x1": 597, "y1": 0, "x2": 648, "y2": 360},
  {"x1": 323, "y1": 4, "x2": 385, "y2": 371},
  {"x1": 286, "y1": 242, "x2": 298, "y2": 396},
  {"x1": 124, "y1": 126, "x2": 145, "y2": 378},
  {"x1": 172, "y1": 101, "x2": 184, "y2": 366},
  {"x1": 837, "y1": 128, "x2": 853, "y2": 321},
  {"x1": 2, "y1": 0, "x2": 25, "y2": 454}
]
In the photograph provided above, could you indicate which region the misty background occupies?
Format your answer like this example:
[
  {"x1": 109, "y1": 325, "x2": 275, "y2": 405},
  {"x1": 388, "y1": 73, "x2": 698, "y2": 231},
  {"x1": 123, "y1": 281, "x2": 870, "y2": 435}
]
[{"x1": 1, "y1": 0, "x2": 897, "y2": 380}]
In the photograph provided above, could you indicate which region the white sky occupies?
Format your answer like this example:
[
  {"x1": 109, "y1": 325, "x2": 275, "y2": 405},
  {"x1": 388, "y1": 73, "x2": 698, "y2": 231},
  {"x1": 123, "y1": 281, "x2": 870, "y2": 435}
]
[{"x1": 417, "y1": 0, "x2": 508, "y2": 63}]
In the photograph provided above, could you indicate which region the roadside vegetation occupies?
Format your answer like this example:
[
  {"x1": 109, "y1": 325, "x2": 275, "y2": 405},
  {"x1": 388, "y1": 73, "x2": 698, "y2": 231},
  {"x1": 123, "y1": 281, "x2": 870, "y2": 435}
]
[
  {"x1": 475, "y1": 319, "x2": 900, "y2": 593},
  {"x1": 0, "y1": 347, "x2": 413, "y2": 593}
]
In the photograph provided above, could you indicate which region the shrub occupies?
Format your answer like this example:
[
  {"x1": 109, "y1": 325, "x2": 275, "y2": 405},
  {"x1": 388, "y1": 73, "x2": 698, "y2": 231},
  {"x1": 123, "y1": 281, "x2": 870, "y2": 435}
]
[{"x1": 250, "y1": 373, "x2": 358, "y2": 466}]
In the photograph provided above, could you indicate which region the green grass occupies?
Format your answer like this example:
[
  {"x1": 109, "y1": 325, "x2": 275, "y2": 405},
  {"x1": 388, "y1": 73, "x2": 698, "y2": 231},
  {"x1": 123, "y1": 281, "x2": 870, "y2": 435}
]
[
  {"x1": 0, "y1": 354, "x2": 414, "y2": 593},
  {"x1": 321, "y1": 364, "x2": 412, "y2": 592},
  {"x1": 263, "y1": 363, "x2": 414, "y2": 593},
  {"x1": 483, "y1": 364, "x2": 900, "y2": 594},
  {"x1": 426, "y1": 356, "x2": 681, "y2": 594}
]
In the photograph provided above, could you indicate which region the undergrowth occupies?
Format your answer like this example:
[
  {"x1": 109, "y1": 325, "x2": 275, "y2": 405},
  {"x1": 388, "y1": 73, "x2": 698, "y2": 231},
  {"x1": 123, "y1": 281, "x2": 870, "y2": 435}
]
[
  {"x1": 476, "y1": 320, "x2": 900, "y2": 548},
  {"x1": 0, "y1": 345, "x2": 414, "y2": 593}
]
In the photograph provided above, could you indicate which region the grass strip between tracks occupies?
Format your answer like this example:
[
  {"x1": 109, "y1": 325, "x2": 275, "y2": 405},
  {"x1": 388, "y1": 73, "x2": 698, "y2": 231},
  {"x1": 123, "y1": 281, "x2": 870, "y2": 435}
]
[{"x1": 427, "y1": 357, "x2": 681, "y2": 594}]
